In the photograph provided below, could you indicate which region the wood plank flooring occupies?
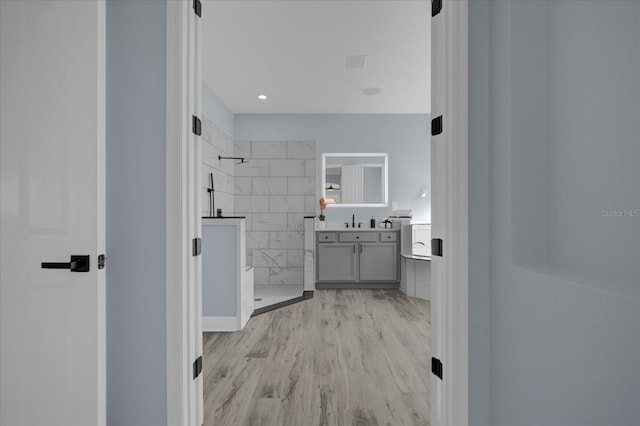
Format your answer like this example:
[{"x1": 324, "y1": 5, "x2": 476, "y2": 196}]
[{"x1": 203, "y1": 289, "x2": 431, "y2": 426}]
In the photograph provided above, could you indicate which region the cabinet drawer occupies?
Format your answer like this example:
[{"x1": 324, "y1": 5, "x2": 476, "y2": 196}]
[
  {"x1": 339, "y1": 232, "x2": 377, "y2": 242},
  {"x1": 380, "y1": 232, "x2": 398, "y2": 242},
  {"x1": 318, "y1": 232, "x2": 337, "y2": 242}
]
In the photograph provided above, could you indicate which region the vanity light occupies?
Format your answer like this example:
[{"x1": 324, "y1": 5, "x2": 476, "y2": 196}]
[
  {"x1": 419, "y1": 187, "x2": 428, "y2": 198},
  {"x1": 257, "y1": 94, "x2": 267, "y2": 100}
]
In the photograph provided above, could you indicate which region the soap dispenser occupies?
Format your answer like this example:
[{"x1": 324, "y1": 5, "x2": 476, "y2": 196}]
[{"x1": 370, "y1": 217, "x2": 375, "y2": 229}]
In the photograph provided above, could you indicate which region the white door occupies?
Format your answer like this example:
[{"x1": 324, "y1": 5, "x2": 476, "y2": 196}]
[
  {"x1": 431, "y1": 1, "x2": 469, "y2": 426},
  {"x1": 0, "y1": 2, "x2": 106, "y2": 425}
]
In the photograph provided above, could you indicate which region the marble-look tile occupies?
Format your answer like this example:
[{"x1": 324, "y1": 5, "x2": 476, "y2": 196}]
[
  {"x1": 246, "y1": 231, "x2": 270, "y2": 249},
  {"x1": 305, "y1": 195, "x2": 317, "y2": 215},
  {"x1": 234, "y1": 177, "x2": 252, "y2": 195},
  {"x1": 234, "y1": 195, "x2": 269, "y2": 213},
  {"x1": 252, "y1": 177, "x2": 288, "y2": 195},
  {"x1": 216, "y1": 192, "x2": 234, "y2": 217},
  {"x1": 212, "y1": 169, "x2": 233, "y2": 193},
  {"x1": 234, "y1": 140, "x2": 251, "y2": 158},
  {"x1": 269, "y1": 267, "x2": 304, "y2": 285},
  {"x1": 287, "y1": 250, "x2": 304, "y2": 267},
  {"x1": 252, "y1": 141, "x2": 287, "y2": 159},
  {"x1": 287, "y1": 214, "x2": 304, "y2": 232},
  {"x1": 252, "y1": 249, "x2": 287, "y2": 268},
  {"x1": 269, "y1": 195, "x2": 305, "y2": 213},
  {"x1": 287, "y1": 177, "x2": 315, "y2": 195},
  {"x1": 306, "y1": 159, "x2": 316, "y2": 177},
  {"x1": 252, "y1": 214, "x2": 288, "y2": 231},
  {"x1": 269, "y1": 231, "x2": 303, "y2": 249},
  {"x1": 235, "y1": 159, "x2": 270, "y2": 177},
  {"x1": 252, "y1": 267, "x2": 270, "y2": 286},
  {"x1": 243, "y1": 213, "x2": 253, "y2": 231},
  {"x1": 268, "y1": 159, "x2": 305, "y2": 177},
  {"x1": 287, "y1": 141, "x2": 316, "y2": 159}
]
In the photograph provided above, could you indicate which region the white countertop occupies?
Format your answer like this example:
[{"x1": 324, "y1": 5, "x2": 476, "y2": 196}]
[{"x1": 316, "y1": 226, "x2": 399, "y2": 232}]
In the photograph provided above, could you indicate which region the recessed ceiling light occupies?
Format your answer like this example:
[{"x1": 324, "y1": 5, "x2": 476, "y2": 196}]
[
  {"x1": 363, "y1": 87, "x2": 381, "y2": 96},
  {"x1": 257, "y1": 94, "x2": 267, "y2": 100}
]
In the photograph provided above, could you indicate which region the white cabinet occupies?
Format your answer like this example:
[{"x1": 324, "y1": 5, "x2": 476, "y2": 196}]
[{"x1": 316, "y1": 230, "x2": 400, "y2": 287}]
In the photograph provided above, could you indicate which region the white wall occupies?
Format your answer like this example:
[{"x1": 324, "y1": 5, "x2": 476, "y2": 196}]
[
  {"x1": 106, "y1": 1, "x2": 167, "y2": 425},
  {"x1": 234, "y1": 114, "x2": 430, "y2": 224},
  {"x1": 469, "y1": 1, "x2": 640, "y2": 425}
]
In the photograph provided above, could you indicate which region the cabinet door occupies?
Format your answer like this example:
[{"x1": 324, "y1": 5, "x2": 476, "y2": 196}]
[
  {"x1": 360, "y1": 243, "x2": 398, "y2": 281},
  {"x1": 317, "y1": 243, "x2": 357, "y2": 281}
]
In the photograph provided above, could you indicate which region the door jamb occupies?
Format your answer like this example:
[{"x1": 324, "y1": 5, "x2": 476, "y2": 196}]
[
  {"x1": 431, "y1": 1, "x2": 469, "y2": 425},
  {"x1": 166, "y1": 1, "x2": 192, "y2": 424}
]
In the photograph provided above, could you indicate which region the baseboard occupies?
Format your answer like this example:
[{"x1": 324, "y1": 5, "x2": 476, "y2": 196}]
[
  {"x1": 315, "y1": 282, "x2": 400, "y2": 289},
  {"x1": 202, "y1": 316, "x2": 240, "y2": 332}
]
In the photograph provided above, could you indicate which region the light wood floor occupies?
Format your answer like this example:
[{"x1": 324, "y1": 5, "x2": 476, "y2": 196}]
[{"x1": 203, "y1": 289, "x2": 431, "y2": 426}]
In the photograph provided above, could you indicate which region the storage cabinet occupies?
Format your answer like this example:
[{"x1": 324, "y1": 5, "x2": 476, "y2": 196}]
[
  {"x1": 360, "y1": 243, "x2": 398, "y2": 281},
  {"x1": 316, "y1": 230, "x2": 400, "y2": 287},
  {"x1": 317, "y1": 243, "x2": 357, "y2": 281}
]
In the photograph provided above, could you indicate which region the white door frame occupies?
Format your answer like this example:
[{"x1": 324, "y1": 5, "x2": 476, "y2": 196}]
[
  {"x1": 166, "y1": 1, "x2": 203, "y2": 425},
  {"x1": 164, "y1": 0, "x2": 470, "y2": 424},
  {"x1": 431, "y1": 1, "x2": 469, "y2": 426}
]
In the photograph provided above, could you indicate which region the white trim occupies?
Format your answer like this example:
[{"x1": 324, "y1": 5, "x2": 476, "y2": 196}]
[
  {"x1": 202, "y1": 317, "x2": 242, "y2": 332},
  {"x1": 165, "y1": 2, "x2": 192, "y2": 425},
  {"x1": 431, "y1": 1, "x2": 469, "y2": 426}
]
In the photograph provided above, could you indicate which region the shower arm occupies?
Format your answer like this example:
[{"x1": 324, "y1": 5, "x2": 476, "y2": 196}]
[{"x1": 218, "y1": 155, "x2": 249, "y2": 164}]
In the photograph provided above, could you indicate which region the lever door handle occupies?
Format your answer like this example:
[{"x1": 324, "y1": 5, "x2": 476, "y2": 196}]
[{"x1": 42, "y1": 255, "x2": 90, "y2": 272}]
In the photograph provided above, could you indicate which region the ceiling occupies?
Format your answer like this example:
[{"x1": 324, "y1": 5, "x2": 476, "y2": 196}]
[{"x1": 202, "y1": 0, "x2": 430, "y2": 114}]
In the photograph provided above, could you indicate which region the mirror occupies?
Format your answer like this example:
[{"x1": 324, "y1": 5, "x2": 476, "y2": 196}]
[{"x1": 321, "y1": 153, "x2": 388, "y2": 207}]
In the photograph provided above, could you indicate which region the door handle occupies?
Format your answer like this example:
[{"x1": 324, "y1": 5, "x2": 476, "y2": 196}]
[{"x1": 42, "y1": 255, "x2": 90, "y2": 272}]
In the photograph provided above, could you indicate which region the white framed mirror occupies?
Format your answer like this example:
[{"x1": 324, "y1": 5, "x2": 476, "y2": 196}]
[{"x1": 321, "y1": 153, "x2": 388, "y2": 207}]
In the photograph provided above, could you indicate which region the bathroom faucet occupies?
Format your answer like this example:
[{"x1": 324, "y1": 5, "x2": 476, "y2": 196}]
[{"x1": 352, "y1": 214, "x2": 355, "y2": 229}]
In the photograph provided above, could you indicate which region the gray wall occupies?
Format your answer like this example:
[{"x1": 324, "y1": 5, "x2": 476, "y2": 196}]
[
  {"x1": 203, "y1": 81, "x2": 234, "y2": 138},
  {"x1": 234, "y1": 114, "x2": 430, "y2": 224},
  {"x1": 202, "y1": 225, "x2": 237, "y2": 316},
  {"x1": 469, "y1": 1, "x2": 640, "y2": 425},
  {"x1": 106, "y1": 1, "x2": 167, "y2": 425}
]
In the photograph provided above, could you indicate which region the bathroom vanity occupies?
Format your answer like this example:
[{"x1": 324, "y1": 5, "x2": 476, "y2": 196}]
[{"x1": 316, "y1": 228, "x2": 400, "y2": 288}]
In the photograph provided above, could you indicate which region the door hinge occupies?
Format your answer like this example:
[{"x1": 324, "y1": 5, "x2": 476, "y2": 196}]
[
  {"x1": 192, "y1": 237, "x2": 202, "y2": 256},
  {"x1": 432, "y1": 0, "x2": 442, "y2": 17},
  {"x1": 431, "y1": 115, "x2": 443, "y2": 136},
  {"x1": 192, "y1": 115, "x2": 202, "y2": 136},
  {"x1": 432, "y1": 357, "x2": 443, "y2": 380},
  {"x1": 193, "y1": 0, "x2": 202, "y2": 18},
  {"x1": 193, "y1": 355, "x2": 203, "y2": 379},
  {"x1": 431, "y1": 238, "x2": 443, "y2": 257},
  {"x1": 98, "y1": 254, "x2": 106, "y2": 270}
]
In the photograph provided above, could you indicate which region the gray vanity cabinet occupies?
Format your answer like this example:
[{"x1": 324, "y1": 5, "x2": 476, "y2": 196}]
[
  {"x1": 359, "y1": 243, "x2": 398, "y2": 281},
  {"x1": 317, "y1": 243, "x2": 357, "y2": 281},
  {"x1": 316, "y1": 230, "x2": 400, "y2": 287}
]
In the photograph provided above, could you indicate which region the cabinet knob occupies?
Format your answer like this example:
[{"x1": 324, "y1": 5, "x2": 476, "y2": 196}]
[{"x1": 356, "y1": 236, "x2": 359, "y2": 239}]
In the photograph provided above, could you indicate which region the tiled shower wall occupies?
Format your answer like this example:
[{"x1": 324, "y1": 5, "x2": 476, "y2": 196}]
[
  {"x1": 201, "y1": 118, "x2": 234, "y2": 217},
  {"x1": 233, "y1": 140, "x2": 317, "y2": 286}
]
